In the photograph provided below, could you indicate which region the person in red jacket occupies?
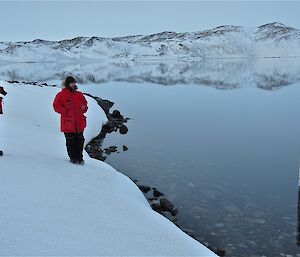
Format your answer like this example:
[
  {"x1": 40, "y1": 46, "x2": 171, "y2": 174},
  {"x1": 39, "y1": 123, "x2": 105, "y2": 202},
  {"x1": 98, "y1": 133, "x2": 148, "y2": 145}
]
[
  {"x1": 53, "y1": 76, "x2": 88, "y2": 165},
  {"x1": 0, "y1": 85, "x2": 7, "y2": 156}
]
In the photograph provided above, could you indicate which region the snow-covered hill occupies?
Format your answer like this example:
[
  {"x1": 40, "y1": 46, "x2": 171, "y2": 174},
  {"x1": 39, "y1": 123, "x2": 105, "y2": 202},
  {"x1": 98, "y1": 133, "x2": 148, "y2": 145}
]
[
  {"x1": 0, "y1": 81, "x2": 217, "y2": 256},
  {"x1": 0, "y1": 22, "x2": 299, "y2": 62}
]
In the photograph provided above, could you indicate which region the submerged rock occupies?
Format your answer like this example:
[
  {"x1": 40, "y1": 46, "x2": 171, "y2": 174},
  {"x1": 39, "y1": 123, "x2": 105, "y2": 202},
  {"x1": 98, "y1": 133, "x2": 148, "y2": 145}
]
[
  {"x1": 160, "y1": 198, "x2": 175, "y2": 212},
  {"x1": 153, "y1": 188, "x2": 164, "y2": 198},
  {"x1": 138, "y1": 185, "x2": 151, "y2": 193},
  {"x1": 216, "y1": 249, "x2": 226, "y2": 256},
  {"x1": 170, "y1": 208, "x2": 179, "y2": 216},
  {"x1": 150, "y1": 202, "x2": 161, "y2": 212}
]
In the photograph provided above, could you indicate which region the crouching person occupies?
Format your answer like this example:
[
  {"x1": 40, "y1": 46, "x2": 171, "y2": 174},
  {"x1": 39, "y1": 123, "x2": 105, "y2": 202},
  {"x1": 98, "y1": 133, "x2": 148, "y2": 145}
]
[
  {"x1": 0, "y1": 85, "x2": 7, "y2": 156},
  {"x1": 53, "y1": 76, "x2": 88, "y2": 165}
]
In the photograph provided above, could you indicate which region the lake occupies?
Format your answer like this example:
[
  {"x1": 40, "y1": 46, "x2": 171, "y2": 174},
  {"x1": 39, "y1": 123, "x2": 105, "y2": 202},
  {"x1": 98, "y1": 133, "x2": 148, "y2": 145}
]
[
  {"x1": 83, "y1": 80, "x2": 300, "y2": 257},
  {"x1": 1, "y1": 59, "x2": 300, "y2": 256}
]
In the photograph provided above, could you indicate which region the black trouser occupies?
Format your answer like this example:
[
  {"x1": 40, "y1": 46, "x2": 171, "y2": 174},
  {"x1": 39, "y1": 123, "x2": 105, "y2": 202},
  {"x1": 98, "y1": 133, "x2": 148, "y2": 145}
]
[{"x1": 64, "y1": 132, "x2": 85, "y2": 161}]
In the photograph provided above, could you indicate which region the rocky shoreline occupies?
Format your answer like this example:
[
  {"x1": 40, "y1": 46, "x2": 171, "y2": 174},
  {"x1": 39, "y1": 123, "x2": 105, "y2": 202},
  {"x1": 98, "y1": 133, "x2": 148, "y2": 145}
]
[
  {"x1": 83, "y1": 92, "x2": 181, "y2": 221},
  {"x1": 82, "y1": 90, "x2": 225, "y2": 257}
]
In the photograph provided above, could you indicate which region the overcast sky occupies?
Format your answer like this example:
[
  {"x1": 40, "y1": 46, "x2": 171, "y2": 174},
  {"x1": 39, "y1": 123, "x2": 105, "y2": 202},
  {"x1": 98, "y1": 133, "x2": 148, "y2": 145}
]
[{"x1": 0, "y1": 1, "x2": 299, "y2": 42}]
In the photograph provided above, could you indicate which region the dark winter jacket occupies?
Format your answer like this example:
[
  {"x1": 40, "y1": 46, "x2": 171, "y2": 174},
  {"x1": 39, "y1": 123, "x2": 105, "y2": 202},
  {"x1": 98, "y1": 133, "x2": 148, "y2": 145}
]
[{"x1": 53, "y1": 88, "x2": 88, "y2": 133}]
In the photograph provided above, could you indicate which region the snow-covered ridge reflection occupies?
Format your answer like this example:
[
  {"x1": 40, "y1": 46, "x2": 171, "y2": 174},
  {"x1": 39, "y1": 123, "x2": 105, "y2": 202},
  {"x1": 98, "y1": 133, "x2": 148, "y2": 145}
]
[{"x1": 0, "y1": 58, "x2": 300, "y2": 90}]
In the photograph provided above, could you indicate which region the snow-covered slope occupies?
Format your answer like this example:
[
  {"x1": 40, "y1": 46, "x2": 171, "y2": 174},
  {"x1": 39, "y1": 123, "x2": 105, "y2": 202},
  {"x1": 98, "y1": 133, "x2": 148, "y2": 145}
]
[
  {"x1": 0, "y1": 81, "x2": 216, "y2": 256},
  {"x1": 255, "y1": 22, "x2": 300, "y2": 57},
  {"x1": 0, "y1": 22, "x2": 299, "y2": 62}
]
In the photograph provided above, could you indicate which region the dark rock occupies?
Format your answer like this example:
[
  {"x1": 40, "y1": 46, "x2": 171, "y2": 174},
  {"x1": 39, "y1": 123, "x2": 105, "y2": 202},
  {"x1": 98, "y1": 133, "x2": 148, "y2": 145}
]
[
  {"x1": 170, "y1": 217, "x2": 178, "y2": 223},
  {"x1": 216, "y1": 249, "x2": 226, "y2": 256},
  {"x1": 170, "y1": 208, "x2": 179, "y2": 216},
  {"x1": 112, "y1": 110, "x2": 122, "y2": 118},
  {"x1": 151, "y1": 203, "x2": 162, "y2": 212},
  {"x1": 153, "y1": 188, "x2": 164, "y2": 198},
  {"x1": 160, "y1": 198, "x2": 174, "y2": 212},
  {"x1": 138, "y1": 185, "x2": 151, "y2": 193},
  {"x1": 101, "y1": 124, "x2": 112, "y2": 134},
  {"x1": 111, "y1": 117, "x2": 123, "y2": 125},
  {"x1": 119, "y1": 125, "x2": 128, "y2": 134},
  {"x1": 123, "y1": 145, "x2": 128, "y2": 151},
  {"x1": 104, "y1": 148, "x2": 111, "y2": 155},
  {"x1": 107, "y1": 121, "x2": 115, "y2": 129},
  {"x1": 83, "y1": 93, "x2": 114, "y2": 115},
  {"x1": 84, "y1": 149, "x2": 106, "y2": 161},
  {"x1": 108, "y1": 146, "x2": 118, "y2": 152},
  {"x1": 97, "y1": 99, "x2": 114, "y2": 115},
  {"x1": 84, "y1": 92, "x2": 130, "y2": 162},
  {"x1": 104, "y1": 146, "x2": 118, "y2": 154}
]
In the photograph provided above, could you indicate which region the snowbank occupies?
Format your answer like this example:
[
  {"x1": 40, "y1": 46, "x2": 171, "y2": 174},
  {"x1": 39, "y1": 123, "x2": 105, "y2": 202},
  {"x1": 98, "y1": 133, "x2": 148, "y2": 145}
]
[{"x1": 0, "y1": 81, "x2": 216, "y2": 256}]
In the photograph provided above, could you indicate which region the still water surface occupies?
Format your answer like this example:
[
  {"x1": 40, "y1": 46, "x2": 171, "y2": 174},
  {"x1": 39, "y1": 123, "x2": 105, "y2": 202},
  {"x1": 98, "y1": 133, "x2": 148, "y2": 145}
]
[
  {"x1": 83, "y1": 81, "x2": 300, "y2": 257},
  {"x1": 1, "y1": 59, "x2": 300, "y2": 256}
]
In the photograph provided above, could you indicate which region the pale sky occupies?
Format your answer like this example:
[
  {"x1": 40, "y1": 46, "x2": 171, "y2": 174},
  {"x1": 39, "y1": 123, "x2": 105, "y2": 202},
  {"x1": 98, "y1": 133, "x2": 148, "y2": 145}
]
[{"x1": 0, "y1": 1, "x2": 299, "y2": 42}]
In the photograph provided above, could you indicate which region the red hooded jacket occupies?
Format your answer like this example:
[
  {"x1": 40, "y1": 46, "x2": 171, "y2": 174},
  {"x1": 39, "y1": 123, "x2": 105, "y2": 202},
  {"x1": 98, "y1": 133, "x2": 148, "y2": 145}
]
[{"x1": 53, "y1": 88, "x2": 88, "y2": 133}]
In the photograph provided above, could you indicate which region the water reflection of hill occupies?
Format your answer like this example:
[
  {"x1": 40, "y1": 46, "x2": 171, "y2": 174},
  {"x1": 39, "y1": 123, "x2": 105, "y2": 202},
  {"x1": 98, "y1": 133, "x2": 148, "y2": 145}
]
[{"x1": 0, "y1": 59, "x2": 299, "y2": 90}]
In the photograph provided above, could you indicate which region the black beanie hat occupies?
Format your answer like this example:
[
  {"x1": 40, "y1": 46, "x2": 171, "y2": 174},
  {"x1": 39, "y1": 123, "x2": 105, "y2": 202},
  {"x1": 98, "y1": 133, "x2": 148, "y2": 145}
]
[{"x1": 64, "y1": 76, "x2": 76, "y2": 88}]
